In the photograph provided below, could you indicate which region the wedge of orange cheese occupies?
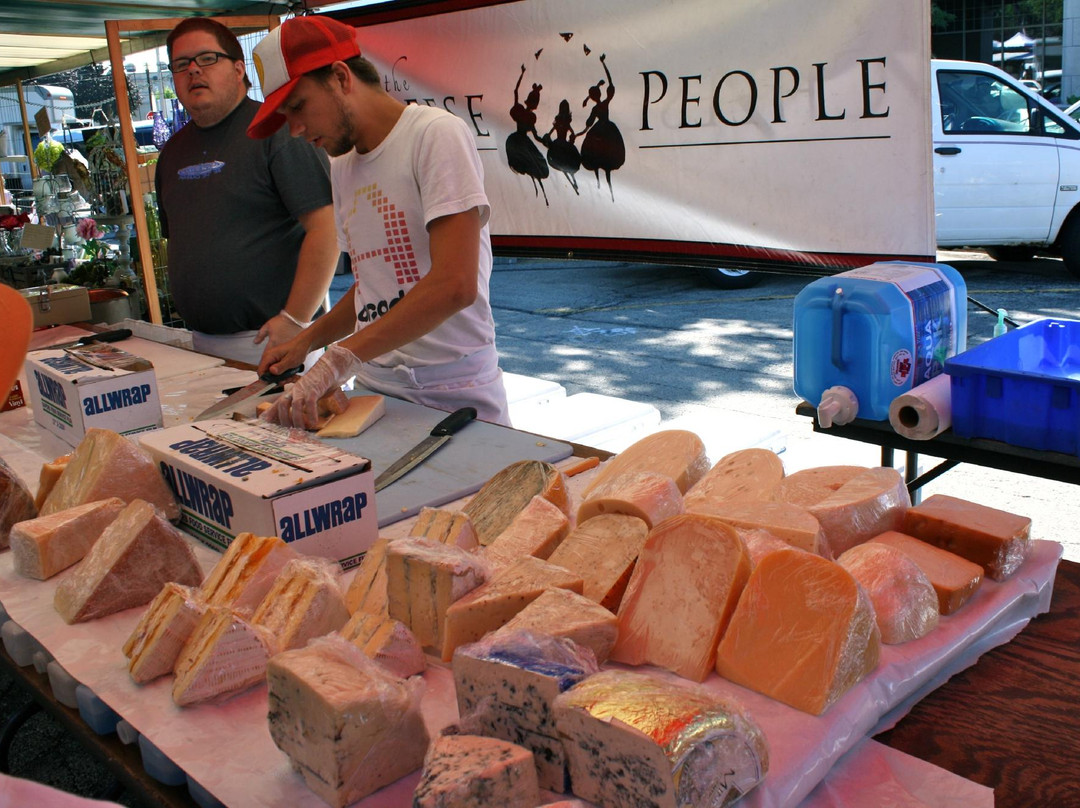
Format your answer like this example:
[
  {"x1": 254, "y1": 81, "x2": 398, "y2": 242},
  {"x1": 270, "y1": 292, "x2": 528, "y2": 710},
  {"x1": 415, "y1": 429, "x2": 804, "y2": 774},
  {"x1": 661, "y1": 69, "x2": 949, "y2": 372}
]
[
  {"x1": 198, "y1": 532, "x2": 297, "y2": 618},
  {"x1": 10, "y1": 497, "x2": 125, "y2": 580},
  {"x1": 484, "y1": 495, "x2": 570, "y2": 568},
  {"x1": 491, "y1": 587, "x2": 618, "y2": 664},
  {"x1": 685, "y1": 498, "x2": 823, "y2": 555},
  {"x1": 339, "y1": 610, "x2": 425, "y2": 679},
  {"x1": 802, "y1": 467, "x2": 910, "y2": 559},
  {"x1": 546, "y1": 513, "x2": 649, "y2": 611},
  {"x1": 737, "y1": 527, "x2": 799, "y2": 568},
  {"x1": 34, "y1": 453, "x2": 71, "y2": 511},
  {"x1": 837, "y1": 543, "x2": 939, "y2": 644},
  {"x1": 463, "y1": 460, "x2": 570, "y2": 546},
  {"x1": 683, "y1": 448, "x2": 785, "y2": 511},
  {"x1": 251, "y1": 558, "x2": 350, "y2": 652},
  {"x1": 869, "y1": 530, "x2": 983, "y2": 614},
  {"x1": 581, "y1": 429, "x2": 709, "y2": 500},
  {"x1": 771, "y1": 465, "x2": 866, "y2": 507},
  {"x1": 576, "y1": 471, "x2": 683, "y2": 530}
]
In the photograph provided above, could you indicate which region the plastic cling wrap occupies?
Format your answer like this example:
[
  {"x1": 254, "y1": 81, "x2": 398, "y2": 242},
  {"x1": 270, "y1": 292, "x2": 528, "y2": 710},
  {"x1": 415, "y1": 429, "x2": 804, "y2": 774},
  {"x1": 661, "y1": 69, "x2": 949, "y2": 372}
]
[
  {"x1": 837, "y1": 543, "x2": 940, "y2": 644},
  {"x1": 251, "y1": 556, "x2": 350, "y2": 651}
]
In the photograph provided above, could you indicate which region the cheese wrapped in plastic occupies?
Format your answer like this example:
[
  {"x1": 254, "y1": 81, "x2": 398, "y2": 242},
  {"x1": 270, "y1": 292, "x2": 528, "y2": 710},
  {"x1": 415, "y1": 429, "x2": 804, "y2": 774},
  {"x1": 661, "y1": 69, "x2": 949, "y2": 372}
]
[
  {"x1": 339, "y1": 610, "x2": 425, "y2": 679},
  {"x1": 251, "y1": 557, "x2": 350, "y2": 651},
  {"x1": 198, "y1": 532, "x2": 297, "y2": 618},
  {"x1": 484, "y1": 494, "x2": 570, "y2": 568},
  {"x1": 172, "y1": 605, "x2": 277, "y2": 706},
  {"x1": 736, "y1": 527, "x2": 798, "y2": 568},
  {"x1": 685, "y1": 498, "x2": 823, "y2": 555},
  {"x1": 838, "y1": 543, "x2": 940, "y2": 644},
  {"x1": 124, "y1": 582, "x2": 207, "y2": 684},
  {"x1": 771, "y1": 465, "x2": 866, "y2": 507},
  {"x1": 34, "y1": 453, "x2": 71, "y2": 511},
  {"x1": 546, "y1": 513, "x2": 649, "y2": 612},
  {"x1": 410, "y1": 507, "x2": 479, "y2": 551},
  {"x1": 0, "y1": 457, "x2": 37, "y2": 550},
  {"x1": 413, "y1": 734, "x2": 540, "y2": 808},
  {"x1": 10, "y1": 497, "x2": 125, "y2": 580},
  {"x1": 464, "y1": 460, "x2": 570, "y2": 546},
  {"x1": 577, "y1": 470, "x2": 684, "y2": 530},
  {"x1": 582, "y1": 429, "x2": 709, "y2": 499},
  {"x1": 683, "y1": 448, "x2": 785, "y2": 511},
  {"x1": 344, "y1": 537, "x2": 390, "y2": 616},
  {"x1": 553, "y1": 669, "x2": 769, "y2": 808},
  {"x1": 869, "y1": 530, "x2": 983, "y2": 614},
  {"x1": 492, "y1": 587, "x2": 617, "y2": 664},
  {"x1": 804, "y1": 467, "x2": 910, "y2": 559}
]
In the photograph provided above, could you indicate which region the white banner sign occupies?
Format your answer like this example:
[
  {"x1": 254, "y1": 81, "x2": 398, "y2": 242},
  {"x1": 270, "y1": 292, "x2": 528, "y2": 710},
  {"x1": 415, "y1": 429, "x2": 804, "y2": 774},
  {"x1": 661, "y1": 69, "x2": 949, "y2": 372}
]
[{"x1": 338, "y1": 0, "x2": 933, "y2": 270}]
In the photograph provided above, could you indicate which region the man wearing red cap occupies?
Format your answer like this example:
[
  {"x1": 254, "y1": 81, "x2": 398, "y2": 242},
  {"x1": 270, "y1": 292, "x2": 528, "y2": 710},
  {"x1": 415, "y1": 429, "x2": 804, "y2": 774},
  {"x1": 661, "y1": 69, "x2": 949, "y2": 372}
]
[{"x1": 249, "y1": 15, "x2": 510, "y2": 427}]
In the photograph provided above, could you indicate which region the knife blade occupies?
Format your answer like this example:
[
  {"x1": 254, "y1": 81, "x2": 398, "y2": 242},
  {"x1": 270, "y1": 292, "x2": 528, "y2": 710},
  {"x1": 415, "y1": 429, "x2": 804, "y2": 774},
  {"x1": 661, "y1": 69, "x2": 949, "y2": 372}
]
[
  {"x1": 374, "y1": 407, "x2": 477, "y2": 492},
  {"x1": 37, "y1": 328, "x2": 132, "y2": 351},
  {"x1": 194, "y1": 365, "x2": 303, "y2": 421}
]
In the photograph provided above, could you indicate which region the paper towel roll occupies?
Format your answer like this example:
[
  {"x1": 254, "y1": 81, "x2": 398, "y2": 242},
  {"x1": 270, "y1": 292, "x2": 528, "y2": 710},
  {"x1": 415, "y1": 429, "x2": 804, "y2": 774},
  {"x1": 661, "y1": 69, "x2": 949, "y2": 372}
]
[{"x1": 889, "y1": 374, "x2": 952, "y2": 440}]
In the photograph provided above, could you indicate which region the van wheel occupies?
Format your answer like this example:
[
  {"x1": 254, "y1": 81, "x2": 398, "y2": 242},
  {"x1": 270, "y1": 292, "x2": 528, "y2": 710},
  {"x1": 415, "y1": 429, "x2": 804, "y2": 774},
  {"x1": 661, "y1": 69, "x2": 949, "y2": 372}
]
[
  {"x1": 1058, "y1": 217, "x2": 1080, "y2": 279},
  {"x1": 698, "y1": 267, "x2": 762, "y2": 289},
  {"x1": 986, "y1": 246, "x2": 1036, "y2": 263}
]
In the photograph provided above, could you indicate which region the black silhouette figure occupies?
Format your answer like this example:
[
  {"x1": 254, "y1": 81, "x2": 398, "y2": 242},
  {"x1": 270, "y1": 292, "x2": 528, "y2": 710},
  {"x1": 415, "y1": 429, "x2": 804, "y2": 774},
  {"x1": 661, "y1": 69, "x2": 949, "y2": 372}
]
[
  {"x1": 542, "y1": 99, "x2": 581, "y2": 194},
  {"x1": 505, "y1": 64, "x2": 550, "y2": 206},
  {"x1": 578, "y1": 53, "x2": 624, "y2": 202}
]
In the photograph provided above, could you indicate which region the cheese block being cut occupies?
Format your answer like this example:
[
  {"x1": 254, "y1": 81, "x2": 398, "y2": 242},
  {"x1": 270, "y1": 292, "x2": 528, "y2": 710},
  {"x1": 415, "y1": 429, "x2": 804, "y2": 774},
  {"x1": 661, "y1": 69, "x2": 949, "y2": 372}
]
[
  {"x1": 251, "y1": 558, "x2": 350, "y2": 651},
  {"x1": 54, "y1": 499, "x2": 203, "y2": 624},
  {"x1": 771, "y1": 465, "x2": 866, "y2": 507},
  {"x1": 553, "y1": 669, "x2": 769, "y2": 808},
  {"x1": 686, "y1": 498, "x2": 823, "y2": 555},
  {"x1": 576, "y1": 471, "x2": 684, "y2": 530},
  {"x1": 385, "y1": 537, "x2": 493, "y2": 651},
  {"x1": 581, "y1": 429, "x2": 709, "y2": 499},
  {"x1": 173, "y1": 605, "x2": 278, "y2": 706},
  {"x1": 715, "y1": 548, "x2": 880, "y2": 715},
  {"x1": 10, "y1": 497, "x2": 125, "y2": 580},
  {"x1": 34, "y1": 453, "x2": 71, "y2": 511},
  {"x1": 339, "y1": 610, "x2": 425, "y2": 679},
  {"x1": 683, "y1": 448, "x2": 785, "y2": 511},
  {"x1": 738, "y1": 527, "x2": 799, "y2": 567},
  {"x1": 484, "y1": 495, "x2": 571, "y2": 568},
  {"x1": 902, "y1": 494, "x2": 1031, "y2": 581},
  {"x1": 804, "y1": 467, "x2": 910, "y2": 559},
  {"x1": 317, "y1": 394, "x2": 386, "y2": 438},
  {"x1": 0, "y1": 457, "x2": 37, "y2": 550},
  {"x1": 837, "y1": 543, "x2": 940, "y2": 644},
  {"x1": 409, "y1": 507, "x2": 478, "y2": 551},
  {"x1": 198, "y1": 532, "x2": 297, "y2": 618},
  {"x1": 453, "y1": 629, "x2": 599, "y2": 792},
  {"x1": 611, "y1": 513, "x2": 751, "y2": 682},
  {"x1": 545, "y1": 513, "x2": 649, "y2": 612},
  {"x1": 413, "y1": 734, "x2": 540, "y2": 808},
  {"x1": 267, "y1": 635, "x2": 430, "y2": 808},
  {"x1": 442, "y1": 555, "x2": 584, "y2": 661},
  {"x1": 343, "y1": 537, "x2": 390, "y2": 616},
  {"x1": 464, "y1": 460, "x2": 570, "y2": 546},
  {"x1": 491, "y1": 587, "x2": 617, "y2": 663},
  {"x1": 870, "y1": 530, "x2": 983, "y2": 614},
  {"x1": 124, "y1": 582, "x2": 207, "y2": 684},
  {"x1": 44, "y1": 428, "x2": 180, "y2": 521}
]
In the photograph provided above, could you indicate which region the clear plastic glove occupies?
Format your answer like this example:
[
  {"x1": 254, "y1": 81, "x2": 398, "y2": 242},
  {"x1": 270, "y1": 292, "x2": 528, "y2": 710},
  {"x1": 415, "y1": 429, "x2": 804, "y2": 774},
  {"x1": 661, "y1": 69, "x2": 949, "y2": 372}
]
[
  {"x1": 260, "y1": 344, "x2": 362, "y2": 429},
  {"x1": 254, "y1": 312, "x2": 305, "y2": 368}
]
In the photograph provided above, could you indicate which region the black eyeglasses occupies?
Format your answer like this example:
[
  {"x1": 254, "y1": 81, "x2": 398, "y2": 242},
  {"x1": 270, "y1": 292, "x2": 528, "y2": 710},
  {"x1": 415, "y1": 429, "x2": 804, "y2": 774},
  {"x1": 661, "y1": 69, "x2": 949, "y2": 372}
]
[{"x1": 168, "y1": 51, "x2": 235, "y2": 73}]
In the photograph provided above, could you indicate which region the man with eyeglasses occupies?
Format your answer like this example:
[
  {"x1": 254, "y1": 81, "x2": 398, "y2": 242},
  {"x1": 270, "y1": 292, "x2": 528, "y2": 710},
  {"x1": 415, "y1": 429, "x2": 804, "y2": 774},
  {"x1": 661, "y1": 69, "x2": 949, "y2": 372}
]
[{"x1": 155, "y1": 17, "x2": 338, "y2": 366}]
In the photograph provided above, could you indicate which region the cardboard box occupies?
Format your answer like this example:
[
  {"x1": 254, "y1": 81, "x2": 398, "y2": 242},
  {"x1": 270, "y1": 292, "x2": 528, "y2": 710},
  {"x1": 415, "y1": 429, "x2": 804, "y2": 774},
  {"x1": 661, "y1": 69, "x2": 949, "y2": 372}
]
[
  {"x1": 24, "y1": 343, "x2": 162, "y2": 447},
  {"x1": 19, "y1": 284, "x2": 91, "y2": 328},
  {"x1": 139, "y1": 419, "x2": 377, "y2": 570}
]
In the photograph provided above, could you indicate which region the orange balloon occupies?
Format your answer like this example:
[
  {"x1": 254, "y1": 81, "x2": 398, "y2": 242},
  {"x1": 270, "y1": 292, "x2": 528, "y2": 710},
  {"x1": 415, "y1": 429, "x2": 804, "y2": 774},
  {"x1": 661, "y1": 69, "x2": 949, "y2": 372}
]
[{"x1": 0, "y1": 284, "x2": 32, "y2": 400}]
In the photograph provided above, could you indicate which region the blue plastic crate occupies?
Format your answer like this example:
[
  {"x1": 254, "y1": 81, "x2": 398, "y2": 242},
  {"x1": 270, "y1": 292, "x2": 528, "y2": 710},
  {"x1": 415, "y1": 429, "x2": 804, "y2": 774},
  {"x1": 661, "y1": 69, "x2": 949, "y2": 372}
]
[{"x1": 945, "y1": 318, "x2": 1080, "y2": 455}]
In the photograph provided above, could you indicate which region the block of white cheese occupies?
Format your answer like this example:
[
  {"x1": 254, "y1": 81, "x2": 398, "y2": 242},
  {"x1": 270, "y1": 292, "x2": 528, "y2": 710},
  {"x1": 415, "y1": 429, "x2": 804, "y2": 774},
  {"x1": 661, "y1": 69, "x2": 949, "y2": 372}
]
[
  {"x1": 804, "y1": 467, "x2": 910, "y2": 559},
  {"x1": 267, "y1": 635, "x2": 430, "y2": 808},
  {"x1": 410, "y1": 507, "x2": 479, "y2": 551},
  {"x1": 546, "y1": 513, "x2": 649, "y2": 611},
  {"x1": 44, "y1": 428, "x2": 179, "y2": 521},
  {"x1": 316, "y1": 394, "x2": 385, "y2": 438},
  {"x1": 491, "y1": 587, "x2": 617, "y2": 664},
  {"x1": 413, "y1": 733, "x2": 540, "y2": 808},
  {"x1": 869, "y1": 530, "x2": 983, "y2": 614},
  {"x1": 385, "y1": 537, "x2": 493, "y2": 651},
  {"x1": 198, "y1": 532, "x2": 297, "y2": 618},
  {"x1": 172, "y1": 605, "x2": 278, "y2": 706},
  {"x1": 453, "y1": 629, "x2": 599, "y2": 792},
  {"x1": 0, "y1": 457, "x2": 37, "y2": 550},
  {"x1": 10, "y1": 497, "x2": 125, "y2": 580},
  {"x1": 464, "y1": 460, "x2": 570, "y2": 546},
  {"x1": 715, "y1": 548, "x2": 880, "y2": 715},
  {"x1": 338, "y1": 610, "x2": 425, "y2": 679},
  {"x1": 124, "y1": 582, "x2": 207, "y2": 684},
  {"x1": 837, "y1": 542, "x2": 940, "y2": 644},
  {"x1": 553, "y1": 669, "x2": 769, "y2": 808},
  {"x1": 343, "y1": 537, "x2": 390, "y2": 616},
  {"x1": 54, "y1": 499, "x2": 203, "y2": 624},
  {"x1": 611, "y1": 513, "x2": 751, "y2": 682},
  {"x1": 685, "y1": 498, "x2": 823, "y2": 555},
  {"x1": 576, "y1": 470, "x2": 684, "y2": 530},
  {"x1": 251, "y1": 557, "x2": 350, "y2": 652},
  {"x1": 683, "y1": 447, "x2": 785, "y2": 511},
  {"x1": 771, "y1": 465, "x2": 866, "y2": 507},
  {"x1": 581, "y1": 429, "x2": 709, "y2": 499},
  {"x1": 34, "y1": 453, "x2": 71, "y2": 511},
  {"x1": 484, "y1": 495, "x2": 571, "y2": 568}
]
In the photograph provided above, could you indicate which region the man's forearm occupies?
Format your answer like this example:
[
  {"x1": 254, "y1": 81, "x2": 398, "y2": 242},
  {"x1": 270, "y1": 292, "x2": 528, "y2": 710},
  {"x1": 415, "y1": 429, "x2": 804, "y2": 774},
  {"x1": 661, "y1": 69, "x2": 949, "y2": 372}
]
[{"x1": 283, "y1": 205, "x2": 339, "y2": 322}]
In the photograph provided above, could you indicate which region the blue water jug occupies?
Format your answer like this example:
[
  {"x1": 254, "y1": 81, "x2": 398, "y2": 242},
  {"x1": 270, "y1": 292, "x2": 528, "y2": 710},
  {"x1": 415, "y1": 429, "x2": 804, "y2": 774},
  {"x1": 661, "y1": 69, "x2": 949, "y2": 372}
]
[{"x1": 793, "y1": 261, "x2": 967, "y2": 424}]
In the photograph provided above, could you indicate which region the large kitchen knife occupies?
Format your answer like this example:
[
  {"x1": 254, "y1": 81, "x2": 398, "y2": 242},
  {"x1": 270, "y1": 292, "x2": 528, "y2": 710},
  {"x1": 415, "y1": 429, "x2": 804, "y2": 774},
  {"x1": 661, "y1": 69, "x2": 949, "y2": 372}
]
[
  {"x1": 374, "y1": 407, "x2": 477, "y2": 492},
  {"x1": 36, "y1": 328, "x2": 132, "y2": 351},
  {"x1": 194, "y1": 365, "x2": 303, "y2": 421}
]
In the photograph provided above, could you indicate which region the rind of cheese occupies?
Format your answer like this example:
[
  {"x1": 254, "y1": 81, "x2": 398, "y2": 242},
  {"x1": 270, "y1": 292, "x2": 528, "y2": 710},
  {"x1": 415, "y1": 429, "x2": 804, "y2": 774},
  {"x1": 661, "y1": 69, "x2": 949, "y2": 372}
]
[
  {"x1": 198, "y1": 532, "x2": 297, "y2": 618},
  {"x1": 771, "y1": 465, "x2": 867, "y2": 507},
  {"x1": 442, "y1": 555, "x2": 584, "y2": 661},
  {"x1": 463, "y1": 460, "x2": 570, "y2": 546},
  {"x1": 173, "y1": 605, "x2": 278, "y2": 707},
  {"x1": 267, "y1": 635, "x2": 430, "y2": 808},
  {"x1": 410, "y1": 507, "x2": 478, "y2": 551},
  {"x1": 837, "y1": 543, "x2": 940, "y2": 644},
  {"x1": 317, "y1": 394, "x2": 386, "y2": 438},
  {"x1": 45, "y1": 428, "x2": 179, "y2": 520},
  {"x1": 53, "y1": 499, "x2": 203, "y2": 624},
  {"x1": 484, "y1": 495, "x2": 570, "y2": 568},
  {"x1": 385, "y1": 537, "x2": 493, "y2": 651},
  {"x1": 685, "y1": 498, "x2": 823, "y2": 555},
  {"x1": 576, "y1": 471, "x2": 684, "y2": 530},
  {"x1": 805, "y1": 467, "x2": 910, "y2": 559},
  {"x1": 124, "y1": 582, "x2": 207, "y2": 684},
  {"x1": 491, "y1": 587, "x2": 617, "y2": 664},
  {"x1": 737, "y1": 527, "x2": 799, "y2": 568},
  {"x1": 343, "y1": 538, "x2": 390, "y2": 616},
  {"x1": 611, "y1": 513, "x2": 751, "y2": 682},
  {"x1": 413, "y1": 734, "x2": 540, "y2": 808},
  {"x1": 869, "y1": 530, "x2": 983, "y2": 614},
  {"x1": 0, "y1": 457, "x2": 37, "y2": 550},
  {"x1": 10, "y1": 497, "x2": 125, "y2": 580},
  {"x1": 715, "y1": 549, "x2": 880, "y2": 715},
  {"x1": 34, "y1": 453, "x2": 71, "y2": 511},
  {"x1": 683, "y1": 448, "x2": 786, "y2": 511},
  {"x1": 339, "y1": 610, "x2": 425, "y2": 679},
  {"x1": 902, "y1": 494, "x2": 1031, "y2": 581},
  {"x1": 251, "y1": 558, "x2": 350, "y2": 651},
  {"x1": 545, "y1": 513, "x2": 649, "y2": 612},
  {"x1": 553, "y1": 669, "x2": 769, "y2": 808},
  {"x1": 581, "y1": 429, "x2": 709, "y2": 499}
]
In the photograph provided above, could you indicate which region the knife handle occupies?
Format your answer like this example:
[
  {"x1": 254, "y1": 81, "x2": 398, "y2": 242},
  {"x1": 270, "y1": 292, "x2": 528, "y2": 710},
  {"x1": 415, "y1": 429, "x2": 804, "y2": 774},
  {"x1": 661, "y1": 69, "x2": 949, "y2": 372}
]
[
  {"x1": 260, "y1": 365, "x2": 304, "y2": 384},
  {"x1": 431, "y1": 407, "x2": 477, "y2": 436},
  {"x1": 81, "y1": 328, "x2": 131, "y2": 345}
]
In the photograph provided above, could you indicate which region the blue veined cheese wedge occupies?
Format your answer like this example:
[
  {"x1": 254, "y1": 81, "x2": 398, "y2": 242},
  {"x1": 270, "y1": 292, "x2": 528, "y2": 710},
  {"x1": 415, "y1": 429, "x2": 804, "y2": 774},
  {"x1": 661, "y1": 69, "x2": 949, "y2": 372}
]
[{"x1": 413, "y1": 734, "x2": 539, "y2": 808}]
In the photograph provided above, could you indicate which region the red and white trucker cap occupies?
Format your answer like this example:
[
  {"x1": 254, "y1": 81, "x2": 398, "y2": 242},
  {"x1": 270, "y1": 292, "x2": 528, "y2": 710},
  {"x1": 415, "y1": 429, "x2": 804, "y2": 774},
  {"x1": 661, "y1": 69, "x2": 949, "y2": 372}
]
[{"x1": 248, "y1": 16, "x2": 361, "y2": 139}]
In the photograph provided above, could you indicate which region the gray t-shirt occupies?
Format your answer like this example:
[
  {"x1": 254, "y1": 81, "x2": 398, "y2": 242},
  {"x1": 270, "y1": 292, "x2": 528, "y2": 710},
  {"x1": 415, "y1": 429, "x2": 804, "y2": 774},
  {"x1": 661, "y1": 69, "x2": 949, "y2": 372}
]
[{"x1": 156, "y1": 97, "x2": 332, "y2": 334}]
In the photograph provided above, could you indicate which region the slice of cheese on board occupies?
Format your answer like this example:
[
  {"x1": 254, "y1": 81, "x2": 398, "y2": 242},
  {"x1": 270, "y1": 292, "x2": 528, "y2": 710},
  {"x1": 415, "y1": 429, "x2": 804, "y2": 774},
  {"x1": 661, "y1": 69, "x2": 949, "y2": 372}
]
[
  {"x1": 442, "y1": 555, "x2": 584, "y2": 661},
  {"x1": 251, "y1": 558, "x2": 350, "y2": 651},
  {"x1": 463, "y1": 460, "x2": 570, "y2": 546},
  {"x1": 837, "y1": 542, "x2": 940, "y2": 644},
  {"x1": 771, "y1": 465, "x2": 866, "y2": 507},
  {"x1": 491, "y1": 587, "x2": 617, "y2": 664},
  {"x1": 576, "y1": 470, "x2": 683, "y2": 529},
  {"x1": 869, "y1": 530, "x2": 983, "y2": 614},
  {"x1": 34, "y1": 453, "x2": 71, "y2": 511},
  {"x1": 10, "y1": 497, "x2": 125, "y2": 580},
  {"x1": 581, "y1": 429, "x2": 709, "y2": 499},
  {"x1": 715, "y1": 548, "x2": 880, "y2": 715},
  {"x1": 683, "y1": 448, "x2": 785, "y2": 511},
  {"x1": 902, "y1": 494, "x2": 1031, "y2": 581},
  {"x1": 805, "y1": 467, "x2": 910, "y2": 559},
  {"x1": 484, "y1": 495, "x2": 570, "y2": 568},
  {"x1": 173, "y1": 605, "x2": 277, "y2": 707},
  {"x1": 339, "y1": 610, "x2": 425, "y2": 679},
  {"x1": 409, "y1": 507, "x2": 478, "y2": 551},
  {"x1": 198, "y1": 532, "x2": 297, "y2": 618},
  {"x1": 343, "y1": 538, "x2": 390, "y2": 616},
  {"x1": 53, "y1": 499, "x2": 203, "y2": 624},
  {"x1": 413, "y1": 734, "x2": 540, "y2": 808},
  {"x1": 0, "y1": 457, "x2": 37, "y2": 550},
  {"x1": 611, "y1": 513, "x2": 750, "y2": 682},
  {"x1": 385, "y1": 537, "x2": 492, "y2": 651},
  {"x1": 685, "y1": 498, "x2": 823, "y2": 555},
  {"x1": 267, "y1": 635, "x2": 430, "y2": 808},
  {"x1": 317, "y1": 394, "x2": 386, "y2": 438},
  {"x1": 546, "y1": 513, "x2": 649, "y2": 612},
  {"x1": 124, "y1": 582, "x2": 206, "y2": 684},
  {"x1": 553, "y1": 669, "x2": 769, "y2": 808},
  {"x1": 44, "y1": 428, "x2": 180, "y2": 521}
]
